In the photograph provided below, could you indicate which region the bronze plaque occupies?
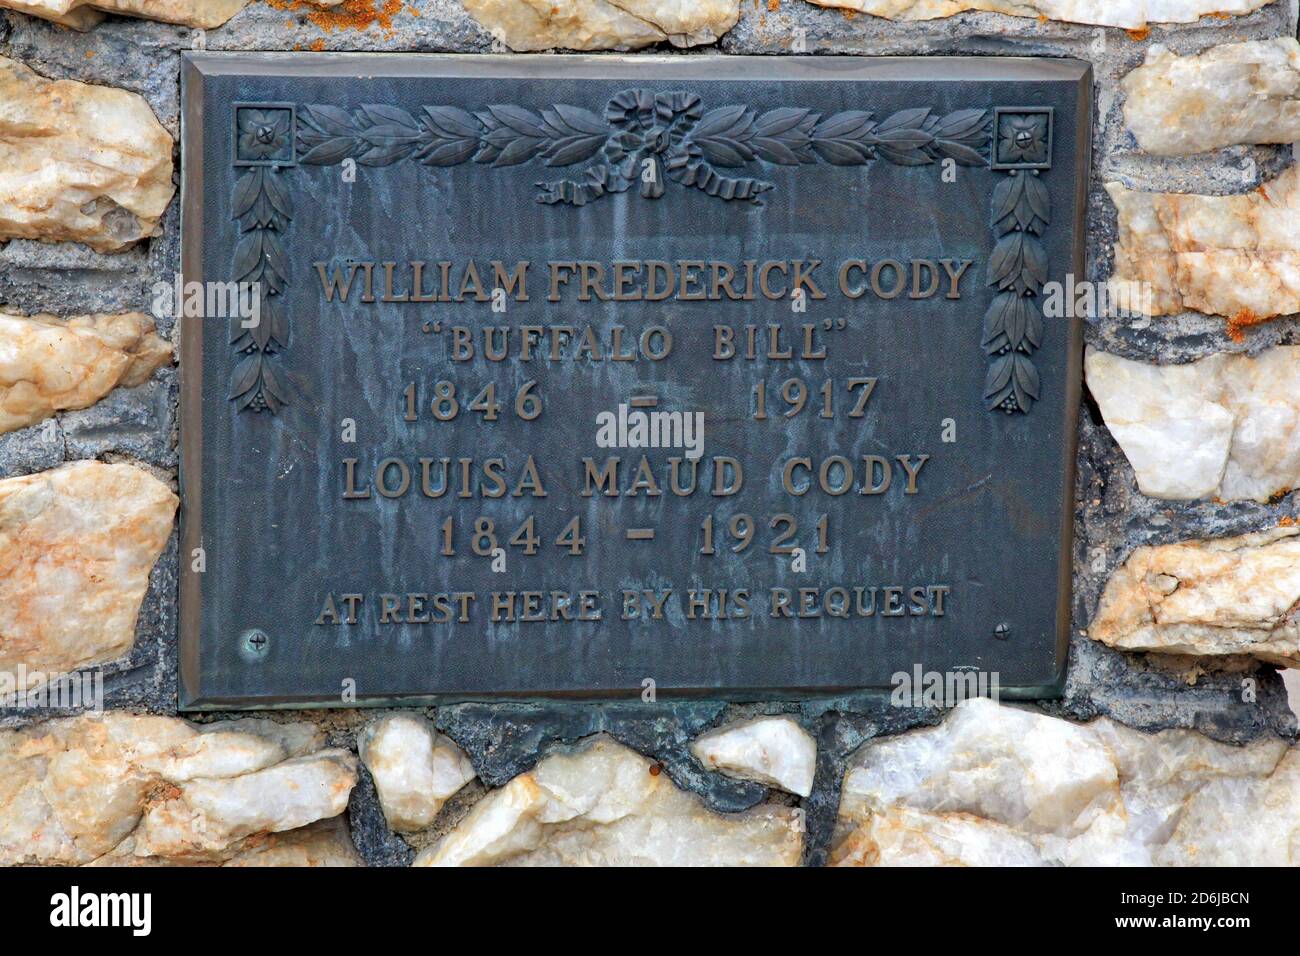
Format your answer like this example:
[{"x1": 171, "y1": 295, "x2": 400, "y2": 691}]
[{"x1": 179, "y1": 53, "x2": 1090, "y2": 708}]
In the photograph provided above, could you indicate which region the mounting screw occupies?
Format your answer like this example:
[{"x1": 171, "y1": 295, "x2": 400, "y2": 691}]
[
  {"x1": 994, "y1": 622, "x2": 1011, "y2": 640},
  {"x1": 241, "y1": 628, "x2": 269, "y2": 660}
]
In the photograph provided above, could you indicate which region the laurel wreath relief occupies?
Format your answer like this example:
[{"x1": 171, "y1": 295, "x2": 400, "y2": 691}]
[
  {"x1": 229, "y1": 166, "x2": 292, "y2": 413},
  {"x1": 983, "y1": 170, "x2": 1050, "y2": 414},
  {"x1": 228, "y1": 93, "x2": 1055, "y2": 417},
  {"x1": 294, "y1": 91, "x2": 991, "y2": 205}
]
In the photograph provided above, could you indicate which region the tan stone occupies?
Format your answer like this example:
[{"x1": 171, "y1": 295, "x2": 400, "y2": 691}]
[
  {"x1": 0, "y1": 56, "x2": 174, "y2": 253},
  {"x1": 358, "y1": 714, "x2": 476, "y2": 831},
  {"x1": 1123, "y1": 40, "x2": 1300, "y2": 157},
  {"x1": 463, "y1": 0, "x2": 739, "y2": 51},
  {"x1": 89, "y1": 818, "x2": 364, "y2": 867},
  {"x1": 0, "y1": 311, "x2": 171, "y2": 436},
  {"x1": 133, "y1": 750, "x2": 357, "y2": 859},
  {"x1": 1106, "y1": 165, "x2": 1300, "y2": 321},
  {"x1": 415, "y1": 735, "x2": 802, "y2": 866},
  {"x1": 0, "y1": 713, "x2": 357, "y2": 866},
  {"x1": 1085, "y1": 346, "x2": 1300, "y2": 502},
  {"x1": 0, "y1": 0, "x2": 341, "y2": 29},
  {"x1": 0, "y1": 461, "x2": 177, "y2": 686},
  {"x1": 831, "y1": 697, "x2": 1294, "y2": 866},
  {"x1": 1091, "y1": 527, "x2": 1300, "y2": 667},
  {"x1": 222, "y1": 818, "x2": 362, "y2": 867},
  {"x1": 802, "y1": 0, "x2": 1272, "y2": 29}
]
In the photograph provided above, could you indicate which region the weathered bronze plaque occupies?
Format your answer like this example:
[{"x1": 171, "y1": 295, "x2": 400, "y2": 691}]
[{"x1": 179, "y1": 54, "x2": 1089, "y2": 708}]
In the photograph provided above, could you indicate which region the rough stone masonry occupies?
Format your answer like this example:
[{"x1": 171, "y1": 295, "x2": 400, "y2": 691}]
[{"x1": 2, "y1": 0, "x2": 1300, "y2": 867}]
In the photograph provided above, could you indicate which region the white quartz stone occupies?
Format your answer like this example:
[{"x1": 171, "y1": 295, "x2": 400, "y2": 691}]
[
  {"x1": 358, "y1": 714, "x2": 476, "y2": 831},
  {"x1": 0, "y1": 56, "x2": 174, "y2": 253},
  {"x1": 1106, "y1": 165, "x2": 1300, "y2": 322},
  {"x1": 462, "y1": 0, "x2": 739, "y2": 51},
  {"x1": 415, "y1": 734, "x2": 803, "y2": 866},
  {"x1": 1123, "y1": 40, "x2": 1300, "y2": 156},
  {"x1": 0, "y1": 462, "x2": 178, "y2": 687},
  {"x1": 222, "y1": 818, "x2": 362, "y2": 867},
  {"x1": 1085, "y1": 346, "x2": 1300, "y2": 502},
  {"x1": 802, "y1": 0, "x2": 1272, "y2": 29},
  {"x1": 1156, "y1": 747, "x2": 1300, "y2": 865},
  {"x1": 0, "y1": 713, "x2": 356, "y2": 866},
  {"x1": 691, "y1": 716, "x2": 817, "y2": 796},
  {"x1": 831, "y1": 697, "x2": 1294, "y2": 866},
  {"x1": 133, "y1": 750, "x2": 357, "y2": 860},
  {"x1": 0, "y1": 310, "x2": 172, "y2": 436},
  {"x1": 0, "y1": 0, "x2": 340, "y2": 29}
]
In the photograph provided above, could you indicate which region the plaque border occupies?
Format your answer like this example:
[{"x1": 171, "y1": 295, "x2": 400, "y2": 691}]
[{"x1": 179, "y1": 53, "x2": 1091, "y2": 710}]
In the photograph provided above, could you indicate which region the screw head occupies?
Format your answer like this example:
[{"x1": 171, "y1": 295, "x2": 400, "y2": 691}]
[
  {"x1": 241, "y1": 628, "x2": 270, "y2": 660},
  {"x1": 994, "y1": 622, "x2": 1011, "y2": 640}
]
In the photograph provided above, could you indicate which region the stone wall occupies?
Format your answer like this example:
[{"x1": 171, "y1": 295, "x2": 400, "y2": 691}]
[{"x1": 2, "y1": 0, "x2": 1299, "y2": 867}]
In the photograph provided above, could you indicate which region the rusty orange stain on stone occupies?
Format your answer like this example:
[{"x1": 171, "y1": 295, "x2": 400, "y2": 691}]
[
  {"x1": 267, "y1": 0, "x2": 406, "y2": 34},
  {"x1": 1125, "y1": 26, "x2": 1150, "y2": 41},
  {"x1": 148, "y1": 782, "x2": 183, "y2": 803},
  {"x1": 1227, "y1": 307, "x2": 1271, "y2": 342}
]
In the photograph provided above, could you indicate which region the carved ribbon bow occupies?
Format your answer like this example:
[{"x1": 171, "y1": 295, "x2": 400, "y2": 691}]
[{"x1": 602, "y1": 90, "x2": 703, "y2": 199}]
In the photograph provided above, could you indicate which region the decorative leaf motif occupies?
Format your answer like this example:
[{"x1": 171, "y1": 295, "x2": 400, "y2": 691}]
[
  {"x1": 992, "y1": 172, "x2": 1050, "y2": 235},
  {"x1": 301, "y1": 104, "x2": 353, "y2": 137},
  {"x1": 359, "y1": 104, "x2": 419, "y2": 129},
  {"x1": 232, "y1": 168, "x2": 261, "y2": 219},
  {"x1": 692, "y1": 104, "x2": 752, "y2": 140},
  {"x1": 259, "y1": 360, "x2": 289, "y2": 414},
  {"x1": 537, "y1": 104, "x2": 609, "y2": 166},
  {"x1": 751, "y1": 107, "x2": 817, "y2": 165},
  {"x1": 810, "y1": 110, "x2": 875, "y2": 165},
  {"x1": 988, "y1": 230, "x2": 1048, "y2": 294},
  {"x1": 229, "y1": 146, "x2": 293, "y2": 415},
  {"x1": 486, "y1": 104, "x2": 548, "y2": 138},
  {"x1": 298, "y1": 136, "x2": 357, "y2": 166},
  {"x1": 228, "y1": 352, "x2": 262, "y2": 400},
  {"x1": 927, "y1": 108, "x2": 991, "y2": 166},
  {"x1": 418, "y1": 138, "x2": 479, "y2": 167},
  {"x1": 930, "y1": 108, "x2": 988, "y2": 140},
  {"x1": 933, "y1": 139, "x2": 986, "y2": 166},
  {"x1": 984, "y1": 166, "x2": 1052, "y2": 414},
  {"x1": 1014, "y1": 351, "x2": 1040, "y2": 402},
  {"x1": 233, "y1": 232, "x2": 263, "y2": 283},
  {"x1": 263, "y1": 171, "x2": 292, "y2": 219},
  {"x1": 691, "y1": 104, "x2": 757, "y2": 167},
  {"x1": 295, "y1": 94, "x2": 990, "y2": 207},
  {"x1": 874, "y1": 107, "x2": 931, "y2": 137},
  {"x1": 417, "y1": 106, "x2": 482, "y2": 166},
  {"x1": 423, "y1": 105, "x2": 480, "y2": 138}
]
